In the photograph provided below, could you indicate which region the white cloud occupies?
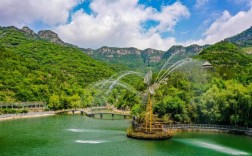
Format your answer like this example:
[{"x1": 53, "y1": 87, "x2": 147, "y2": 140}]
[
  {"x1": 194, "y1": 0, "x2": 209, "y2": 8},
  {"x1": 186, "y1": 7, "x2": 252, "y2": 45},
  {"x1": 55, "y1": 0, "x2": 189, "y2": 50},
  {"x1": 0, "y1": 0, "x2": 79, "y2": 27}
]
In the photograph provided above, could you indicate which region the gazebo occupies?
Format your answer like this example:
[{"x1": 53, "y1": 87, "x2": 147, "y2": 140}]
[{"x1": 202, "y1": 61, "x2": 213, "y2": 69}]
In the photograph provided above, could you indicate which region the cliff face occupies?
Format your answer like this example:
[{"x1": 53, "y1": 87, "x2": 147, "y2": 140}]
[
  {"x1": 97, "y1": 46, "x2": 141, "y2": 55},
  {"x1": 21, "y1": 26, "x2": 37, "y2": 37},
  {"x1": 20, "y1": 26, "x2": 77, "y2": 48},
  {"x1": 81, "y1": 44, "x2": 207, "y2": 70},
  {"x1": 141, "y1": 48, "x2": 165, "y2": 65},
  {"x1": 38, "y1": 30, "x2": 65, "y2": 45},
  {"x1": 162, "y1": 45, "x2": 204, "y2": 60}
]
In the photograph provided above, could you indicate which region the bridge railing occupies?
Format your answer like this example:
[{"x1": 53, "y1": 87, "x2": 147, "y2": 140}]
[
  {"x1": 164, "y1": 124, "x2": 251, "y2": 132},
  {"x1": 54, "y1": 107, "x2": 130, "y2": 115}
]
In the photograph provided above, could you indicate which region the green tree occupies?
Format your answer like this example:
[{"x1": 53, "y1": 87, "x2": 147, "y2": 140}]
[{"x1": 48, "y1": 94, "x2": 60, "y2": 110}]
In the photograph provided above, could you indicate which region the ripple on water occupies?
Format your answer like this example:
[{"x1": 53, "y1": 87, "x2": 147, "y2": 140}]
[
  {"x1": 67, "y1": 128, "x2": 124, "y2": 134},
  {"x1": 174, "y1": 139, "x2": 249, "y2": 155},
  {"x1": 195, "y1": 141, "x2": 249, "y2": 155},
  {"x1": 68, "y1": 128, "x2": 93, "y2": 132},
  {"x1": 75, "y1": 140, "x2": 107, "y2": 144}
]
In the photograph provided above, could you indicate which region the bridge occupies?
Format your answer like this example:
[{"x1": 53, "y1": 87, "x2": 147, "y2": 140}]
[
  {"x1": 55, "y1": 106, "x2": 131, "y2": 119},
  {"x1": 164, "y1": 124, "x2": 252, "y2": 136}
]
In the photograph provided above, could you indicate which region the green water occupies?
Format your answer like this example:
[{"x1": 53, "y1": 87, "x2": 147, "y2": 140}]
[{"x1": 0, "y1": 115, "x2": 252, "y2": 156}]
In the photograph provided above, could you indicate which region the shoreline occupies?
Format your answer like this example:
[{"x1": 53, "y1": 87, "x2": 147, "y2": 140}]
[
  {"x1": 0, "y1": 111, "x2": 56, "y2": 121},
  {"x1": 1, "y1": 113, "x2": 251, "y2": 137}
]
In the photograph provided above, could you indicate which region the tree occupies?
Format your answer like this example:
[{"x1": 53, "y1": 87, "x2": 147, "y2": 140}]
[
  {"x1": 48, "y1": 94, "x2": 60, "y2": 110},
  {"x1": 69, "y1": 94, "x2": 81, "y2": 110}
]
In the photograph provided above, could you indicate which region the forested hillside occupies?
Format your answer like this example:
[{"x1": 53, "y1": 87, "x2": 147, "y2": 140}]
[
  {"x1": 0, "y1": 26, "x2": 121, "y2": 108},
  {"x1": 148, "y1": 41, "x2": 252, "y2": 127},
  {"x1": 225, "y1": 26, "x2": 252, "y2": 47},
  {"x1": 197, "y1": 41, "x2": 252, "y2": 83}
]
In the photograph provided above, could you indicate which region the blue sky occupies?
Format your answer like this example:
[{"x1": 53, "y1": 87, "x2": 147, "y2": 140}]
[
  {"x1": 139, "y1": 0, "x2": 251, "y2": 42},
  {"x1": 0, "y1": 0, "x2": 252, "y2": 50}
]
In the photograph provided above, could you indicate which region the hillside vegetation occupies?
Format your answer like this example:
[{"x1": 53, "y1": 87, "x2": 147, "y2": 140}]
[
  {"x1": 149, "y1": 41, "x2": 252, "y2": 127},
  {"x1": 0, "y1": 27, "x2": 120, "y2": 108},
  {"x1": 196, "y1": 41, "x2": 252, "y2": 83}
]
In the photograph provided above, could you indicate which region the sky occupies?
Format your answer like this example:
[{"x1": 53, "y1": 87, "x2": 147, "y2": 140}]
[{"x1": 0, "y1": 0, "x2": 252, "y2": 51}]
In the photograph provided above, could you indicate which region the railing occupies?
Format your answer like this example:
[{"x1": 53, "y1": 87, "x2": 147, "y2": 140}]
[
  {"x1": 0, "y1": 101, "x2": 46, "y2": 108},
  {"x1": 164, "y1": 124, "x2": 251, "y2": 132},
  {"x1": 55, "y1": 108, "x2": 130, "y2": 116}
]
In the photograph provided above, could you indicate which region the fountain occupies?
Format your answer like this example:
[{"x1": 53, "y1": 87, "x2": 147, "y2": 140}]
[
  {"x1": 126, "y1": 70, "x2": 173, "y2": 140},
  {"x1": 91, "y1": 53, "x2": 194, "y2": 139}
]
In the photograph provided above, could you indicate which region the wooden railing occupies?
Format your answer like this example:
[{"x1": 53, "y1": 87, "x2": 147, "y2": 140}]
[{"x1": 164, "y1": 124, "x2": 251, "y2": 132}]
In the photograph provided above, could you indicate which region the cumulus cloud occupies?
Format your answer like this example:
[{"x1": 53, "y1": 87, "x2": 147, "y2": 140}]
[
  {"x1": 186, "y1": 7, "x2": 252, "y2": 45},
  {"x1": 55, "y1": 0, "x2": 189, "y2": 50},
  {"x1": 0, "y1": 0, "x2": 79, "y2": 27}
]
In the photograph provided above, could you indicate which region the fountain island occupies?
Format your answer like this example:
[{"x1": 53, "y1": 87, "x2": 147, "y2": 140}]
[
  {"x1": 127, "y1": 70, "x2": 173, "y2": 140},
  {"x1": 93, "y1": 55, "x2": 193, "y2": 140}
]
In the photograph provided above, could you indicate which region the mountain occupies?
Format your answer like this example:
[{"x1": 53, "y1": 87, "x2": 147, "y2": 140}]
[
  {"x1": 38, "y1": 30, "x2": 65, "y2": 45},
  {"x1": 225, "y1": 26, "x2": 252, "y2": 47},
  {"x1": 13, "y1": 26, "x2": 206, "y2": 71},
  {"x1": 198, "y1": 41, "x2": 251, "y2": 65},
  {"x1": 83, "y1": 47, "x2": 165, "y2": 70},
  {"x1": 163, "y1": 44, "x2": 205, "y2": 59},
  {"x1": 83, "y1": 46, "x2": 145, "y2": 69},
  {"x1": 141, "y1": 48, "x2": 165, "y2": 65},
  {"x1": 20, "y1": 26, "x2": 78, "y2": 48},
  {"x1": 0, "y1": 26, "x2": 120, "y2": 104},
  {"x1": 21, "y1": 26, "x2": 37, "y2": 37},
  {"x1": 82, "y1": 45, "x2": 207, "y2": 71},
  {"x1": 197, "y1": 41, "x2": 252, "y2": 81}
]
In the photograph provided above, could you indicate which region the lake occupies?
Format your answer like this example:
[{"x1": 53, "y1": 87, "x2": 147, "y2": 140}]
[{"x1": 0, "y1": 115, "x2": 251, "y2": 156}]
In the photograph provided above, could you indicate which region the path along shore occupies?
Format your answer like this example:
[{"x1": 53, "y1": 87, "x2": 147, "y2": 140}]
[{"x1": 0, "y1": 111, "x2": 55, "y2": 121}]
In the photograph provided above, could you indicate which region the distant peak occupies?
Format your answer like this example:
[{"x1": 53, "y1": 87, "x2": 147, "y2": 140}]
[
  {"x1": 21, "y1": 26, "x2": 36, "y2": 36},
  {"x1": 38, "y1": 30, "x2": 64, "y2": 45},
  {"x1": 38, "y1": 30, "x2": 58, "y2": 36}
]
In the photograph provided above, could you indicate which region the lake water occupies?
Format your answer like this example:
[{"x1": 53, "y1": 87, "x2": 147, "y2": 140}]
[{"x1": 0, "y1": 115, "x2": 252, "y2": 156}]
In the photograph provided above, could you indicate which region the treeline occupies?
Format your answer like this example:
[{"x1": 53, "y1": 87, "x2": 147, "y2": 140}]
[
  {"x1": 152, "y1": 73, "x2": 252, "y2": 127},
  {"x1": 151, "y1": 42, "x2": 252, "y2": 127}
]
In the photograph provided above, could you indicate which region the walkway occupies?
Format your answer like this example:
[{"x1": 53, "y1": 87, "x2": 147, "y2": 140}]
[
  {"x1": 165, "y1": 124, "x2": 252, "y2": 136},
  {"x1": 0, "y1": 111, "x2": 55, "y2": 121}
]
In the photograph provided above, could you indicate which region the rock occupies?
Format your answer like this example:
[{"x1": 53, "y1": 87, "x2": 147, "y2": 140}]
[
  {"x1": 21, "y1": 26, "x2": 36, "y2": 36},
  {"x1": 38, "y1": 30, "x2": 65, "y2": 45}
]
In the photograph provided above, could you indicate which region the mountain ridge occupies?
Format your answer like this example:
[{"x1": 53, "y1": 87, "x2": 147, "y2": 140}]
[
  {"x1": 224, "y1": 26, "x2": 252, "y2": 47},
  {"x1": 6, "y1": 25, "x2": 252, "y2": 70},
  {"x1": 5, "y1": 26, "x2": 205, "y2": 70}
]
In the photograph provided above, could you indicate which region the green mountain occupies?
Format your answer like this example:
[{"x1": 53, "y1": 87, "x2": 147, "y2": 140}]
[
  {"x1": 83, "y1": 46, "x2": 146, "y2": 70},
  {"x1": 198, "y1": 42, "x2": 251, "y2": 65},
  {"x1": 82, "y1": 46, "x2": 165, "y2": 71},
  {"x1": 224, "y1": 26, "x2": 252, "y2": 54},
  {"x1": 82, "y1": 44, "x2": 206, "y2": 71},
  {"x1": 197, "y1": 41, "x2": 252, "y2": 82},
  {"x1": 162, "y1": 44, "x2": 205, "y2": 59},
  {"x1": 224, "y1": 26, "x2": 252, "y2": 47},
  {"x1": 0, "y1": 26, "x2": 120, "y2": 104}
]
